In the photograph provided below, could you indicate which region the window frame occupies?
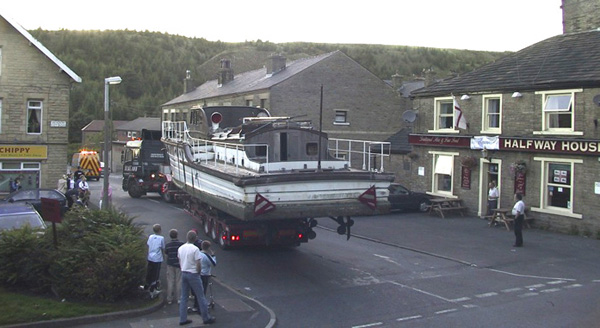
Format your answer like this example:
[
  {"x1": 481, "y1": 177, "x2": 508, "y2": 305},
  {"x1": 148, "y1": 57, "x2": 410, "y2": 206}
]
[
  {"x1": 428, "y1": 151, "x2": 459, "y2": 197},
  {"x1": 429, "y1": 97, "x2": 459, "y2": 134},
  {"x1": 481, "y1": 94, "x2": 502, "y2": 134},
  {"x1": 534, "y1": 89, "x2": 583, "y2": 136},
  {"x1": 333, "y1": 110, "x2": 349, "y2": 126},
  {"x1": 27, "y1": 100, "x2": 43, "y2": 135},
  {"x1": 532, "y1": 156, "x2": 582, "y2": 219},
  {"x1": 0, "y1": 98, "x2": 2, "y2": 133}
]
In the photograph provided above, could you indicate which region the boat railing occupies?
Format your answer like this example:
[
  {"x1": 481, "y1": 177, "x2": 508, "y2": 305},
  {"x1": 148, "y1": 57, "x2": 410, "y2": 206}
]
[
  {"x1": 162, "y1": 121, "x2": 271, "y2": 174},
  {"x1": 329, "y1": 138, "x2": 391, "y2": 172}
]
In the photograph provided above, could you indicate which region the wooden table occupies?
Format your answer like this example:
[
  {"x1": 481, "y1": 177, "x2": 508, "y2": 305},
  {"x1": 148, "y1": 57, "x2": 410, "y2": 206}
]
[
  {"x1": 489, "y1": 207, "x2": 533, "y2": 231},
  {"x1": 428, "y1": 198, "x2": 466, "y2": 219}
]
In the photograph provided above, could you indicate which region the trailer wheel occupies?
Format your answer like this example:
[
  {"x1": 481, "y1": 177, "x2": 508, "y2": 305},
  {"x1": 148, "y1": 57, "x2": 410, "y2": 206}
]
[
  {"x1": 218, "y1": 229, "x2": 230, "y2": 250},
  {"x1": 210, "y1": 222, "x2": 219, "y2": 241},
  {"x1": 203, "y1": 217, "x2": 211, "y2": 237},
  {"x1": 160, "y1": 182, "x2": 174, "y2": 203}
]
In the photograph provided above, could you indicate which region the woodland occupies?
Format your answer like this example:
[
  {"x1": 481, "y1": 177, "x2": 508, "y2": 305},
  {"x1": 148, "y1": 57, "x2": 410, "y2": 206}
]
[{"x1": 29, "y1": 29, "x2": 508, "y2": 143}]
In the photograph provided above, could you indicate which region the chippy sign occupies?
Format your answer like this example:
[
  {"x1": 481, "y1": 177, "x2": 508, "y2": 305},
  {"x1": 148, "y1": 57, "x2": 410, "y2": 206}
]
[{"x1": 0, "y1": 145, "x2": 48, "y2": 159}]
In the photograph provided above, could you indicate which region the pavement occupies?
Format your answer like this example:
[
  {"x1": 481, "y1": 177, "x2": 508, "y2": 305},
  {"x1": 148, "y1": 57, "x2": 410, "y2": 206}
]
[{"x1": 5, "y1": 194, "x2": 600, "y2": 327}]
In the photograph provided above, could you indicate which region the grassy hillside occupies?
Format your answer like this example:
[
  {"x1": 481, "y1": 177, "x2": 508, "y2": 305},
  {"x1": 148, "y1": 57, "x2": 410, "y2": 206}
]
[{"x1": 29, "y1": 29, "x2": 508, "y2": 142}]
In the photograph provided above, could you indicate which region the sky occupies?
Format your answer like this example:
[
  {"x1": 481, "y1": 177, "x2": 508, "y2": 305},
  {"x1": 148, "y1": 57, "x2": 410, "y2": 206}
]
[{"x1": 0, "y1": 0, "x2": 564, "y2": 52}]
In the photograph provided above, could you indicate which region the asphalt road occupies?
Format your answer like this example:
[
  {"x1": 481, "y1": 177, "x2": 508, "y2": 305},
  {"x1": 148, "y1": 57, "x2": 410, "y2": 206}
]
[{"x1": 85, "y1": 176, "x2": 600, "y2": 328}]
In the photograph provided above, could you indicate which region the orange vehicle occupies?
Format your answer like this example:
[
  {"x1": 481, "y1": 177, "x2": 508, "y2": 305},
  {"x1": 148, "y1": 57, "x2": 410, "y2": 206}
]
[{"x1": 71, "y1": 150, "x2": 101, "y2": 181}]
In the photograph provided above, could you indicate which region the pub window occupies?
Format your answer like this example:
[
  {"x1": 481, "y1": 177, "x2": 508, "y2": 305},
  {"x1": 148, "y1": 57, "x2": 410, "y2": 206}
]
[
  {"x1": 431, "y1": 97, "x2": 456, "y2": 132},
  {"x1": 535, "y1": 89, "x2": 582, "y2": 135},
  {"x1": 482, "y1": 95, "x2": 501, "y2": 133},
  {"x1": 431, "y1": 153, "x2": 456, "y2": 196},
  {"x1": 534, "y1": 157, "x2": 582, "y2": 218},
  {"x1": 27, "y1": 100, "x2": 42, "y2": 134}
]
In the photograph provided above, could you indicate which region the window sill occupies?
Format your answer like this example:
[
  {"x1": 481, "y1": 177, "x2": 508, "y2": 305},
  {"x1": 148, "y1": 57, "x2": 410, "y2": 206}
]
[
  {"x1": 531, "y1": 207, "x2": 582, "y2": 219},
  {"x1": 479, "y1": 130, "x2": 501, "y2": 135},
  {"x1": 533, "y1": 131, "x2": 583, "y2": 136},
  {"x1": 333, "y1": 122, "x2": 350, "y2": 126},
  {"x1": 427, "y1": 129, "x2": 460, "y2": 134}
]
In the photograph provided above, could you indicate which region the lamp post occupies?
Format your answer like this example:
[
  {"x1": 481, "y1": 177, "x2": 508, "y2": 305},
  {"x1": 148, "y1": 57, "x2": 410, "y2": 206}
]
[{"x1": 102, "y1": 76, "x2": 122, "y2": 210}]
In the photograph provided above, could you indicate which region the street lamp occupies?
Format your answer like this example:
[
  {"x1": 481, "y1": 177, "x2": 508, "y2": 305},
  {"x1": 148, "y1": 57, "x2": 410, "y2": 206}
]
[{"x1": 102, "y1": 76, "x2": 122, "y2": 210}]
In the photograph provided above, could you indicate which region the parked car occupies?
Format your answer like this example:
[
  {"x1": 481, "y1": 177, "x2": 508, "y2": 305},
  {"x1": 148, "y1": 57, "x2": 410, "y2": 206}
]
[
  {"x1": 0, "y1": 203, "x2": 47, "y2": 231},
  {"x1": 388, "y1": 183, "x2": 432, "y2": 212},
  {"x1": 1, "y1": 188, "x2": 68, "y2": 217}
]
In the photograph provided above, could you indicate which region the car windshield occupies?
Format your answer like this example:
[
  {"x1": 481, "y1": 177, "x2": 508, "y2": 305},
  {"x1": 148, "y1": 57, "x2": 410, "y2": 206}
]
[
  {"x1": 0, "y1": 213, "x2": 46, "y2": 230},
  {"x1": 10, "y1": 190, "x2": 37, "y2": 201}
]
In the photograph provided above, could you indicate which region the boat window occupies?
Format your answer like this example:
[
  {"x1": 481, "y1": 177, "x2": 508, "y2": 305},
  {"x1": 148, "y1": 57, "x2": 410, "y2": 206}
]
[{"x1": 306, "y1": 143, "x2": 318, "y2": 156}]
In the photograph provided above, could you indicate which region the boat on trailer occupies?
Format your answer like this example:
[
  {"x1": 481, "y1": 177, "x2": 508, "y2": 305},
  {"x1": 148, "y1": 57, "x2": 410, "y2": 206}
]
[{"x1": 161, "y1": 106, "x2": 394, "y2": 248}]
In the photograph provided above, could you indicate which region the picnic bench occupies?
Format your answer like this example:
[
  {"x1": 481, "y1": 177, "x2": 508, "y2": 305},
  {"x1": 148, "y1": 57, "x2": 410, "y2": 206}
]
[
  {"x1": 428, "y1": 198, "x2": 467, "y2": 219},
  {"x1": 489, "y1": 207, "x2": 533, "y2": 231}
]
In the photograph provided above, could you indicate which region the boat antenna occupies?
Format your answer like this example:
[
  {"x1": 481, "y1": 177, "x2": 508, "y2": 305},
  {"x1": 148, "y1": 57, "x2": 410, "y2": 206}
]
[{"x1": 318, "y1": 85, "x2": 323, "y2": 171}]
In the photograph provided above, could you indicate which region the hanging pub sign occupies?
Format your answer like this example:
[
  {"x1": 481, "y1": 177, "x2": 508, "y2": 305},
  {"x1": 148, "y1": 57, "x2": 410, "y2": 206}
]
[
  {"x1": 514, "y1": 171, "x2": 526, "y2": 196},
  {"x1": 461, "y1": 166, "x2": 471, "y2": 190}
]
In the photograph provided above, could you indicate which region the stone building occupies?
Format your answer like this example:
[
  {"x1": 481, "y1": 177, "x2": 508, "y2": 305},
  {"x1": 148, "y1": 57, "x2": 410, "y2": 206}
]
[
  {"x1": 0, "y1": 14, "x2": 81, "y2": 192},
  {"x1": 110, "y1": 117, "x2": 161, "y2": 173},
  {"x1": 408, "y1": 0, "x2": 600, "y2": 234},
  {"x1": 162, "y1": 51, "x2": 402, "y2": 171}
]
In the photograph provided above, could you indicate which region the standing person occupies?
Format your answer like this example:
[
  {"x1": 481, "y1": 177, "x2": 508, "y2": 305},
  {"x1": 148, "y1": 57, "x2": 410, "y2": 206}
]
[
  {"x1": 487, "y1": 182, "x2": 499, "y2": 217},
  {"x1": 57, "y1": 175, "x2": 67, "y2": 194},
  {"x1": 200, "y1": 240, "x2": 216, "y2": 296},
  {"x1": 73, "y1": 166, "x2": 84, "y2": 183},
  {"x1": 511, "y1": 193, "x2": 525, "y2": 247},
  {"x1": 165, "y1": 229, "x2": 184, "y2": 305},
  {"x1": 99, "y1": 184, "x2": 112, "y2": 209},
  {"x1": 65, "y1": 174, "x2": 78, "y2": 208},
  {"x1": 145, "y1": 224, "x2": 165, "y2": 298},
  {"x1": 9, "y1": 178, "x2": 21, "y2": 192},
  {"x1": 178, "y1": 230, "x2": 216, "y2": 326},
  {"x1": 77, "y1": 175, "x2": 90, "y2": 206}
]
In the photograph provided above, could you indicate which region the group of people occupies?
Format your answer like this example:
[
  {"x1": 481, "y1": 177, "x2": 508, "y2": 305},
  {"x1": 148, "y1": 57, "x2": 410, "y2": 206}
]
[
  {"x1": 487, "y1": 182, "x2": 526, "y2": 247},
  {"x1": 145, "y1": 224, "x2": 217, "y2": 326},
  {"x1": 58, "y1": 166, "x2": 90, "y2": 208}
]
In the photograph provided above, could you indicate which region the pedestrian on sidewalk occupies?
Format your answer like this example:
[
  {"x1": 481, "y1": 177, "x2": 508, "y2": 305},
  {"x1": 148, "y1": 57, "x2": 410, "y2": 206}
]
[
  {"x1": 200, "y1": 240, "x2": 216, "y2": 295},
  {"x1": 178, "y1": 230, "x2": 215, "y2": 326},
  {"x1": 165, "y1": 229, "x2": 184, "y2": 305},
  {"x1": 487, "y1": 182, "x2": 499, "y2": 216},
  {"x1": 511, "y1": 193, "x2": 525, "y2": 247},
  {"x1": 145, "y1": 224, "x2": 165, "y2": 298}
]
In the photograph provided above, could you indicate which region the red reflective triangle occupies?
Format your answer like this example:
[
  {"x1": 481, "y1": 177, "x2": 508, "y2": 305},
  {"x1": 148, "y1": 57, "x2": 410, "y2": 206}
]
[
  {"x1": 254, "y1": 193, "x2": 276, "y2": 216},
  {"x1": 358, "y1": 186, "x2": 377, "y2": 210}
]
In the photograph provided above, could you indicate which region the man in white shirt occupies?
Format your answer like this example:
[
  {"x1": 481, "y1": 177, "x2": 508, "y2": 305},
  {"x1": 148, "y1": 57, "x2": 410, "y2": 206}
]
[
  {"x1": 487, "y1": 182, "x2": 499, "y2": 216},
  {"x1": 511, "y1": 193, "x2": 525, "y2": 247},
  {"x1": 178, "y1": 230, "x2": 216, "y2": 326}
]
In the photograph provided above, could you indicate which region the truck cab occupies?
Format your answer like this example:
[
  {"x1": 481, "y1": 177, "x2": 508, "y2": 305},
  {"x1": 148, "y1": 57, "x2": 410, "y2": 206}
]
[{"x1": 122, "y1": 129, "x2": 170, "y2": 198}]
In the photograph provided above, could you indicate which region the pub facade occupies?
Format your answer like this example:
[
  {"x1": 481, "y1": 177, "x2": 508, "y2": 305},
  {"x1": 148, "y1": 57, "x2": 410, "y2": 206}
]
[{"x1": 407, "y1": 1, "x2": 600, "y2": 234}]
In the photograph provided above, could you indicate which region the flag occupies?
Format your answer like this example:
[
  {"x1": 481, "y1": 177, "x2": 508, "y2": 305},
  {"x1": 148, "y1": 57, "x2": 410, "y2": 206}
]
[{"x1": 453, "y1": 97, "x2": 468, "y2": 129}]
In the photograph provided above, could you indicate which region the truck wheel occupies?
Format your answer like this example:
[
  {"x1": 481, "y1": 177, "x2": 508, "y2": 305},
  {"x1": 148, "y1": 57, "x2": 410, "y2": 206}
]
[{"x1": 128, "y1": 181, "x2": 142, "y2": 198}]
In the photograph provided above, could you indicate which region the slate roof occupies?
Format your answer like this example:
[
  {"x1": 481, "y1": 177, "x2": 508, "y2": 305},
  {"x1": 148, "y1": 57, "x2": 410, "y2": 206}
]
[
  {"x1": 384, "y1": 128, "x2": 412, "y2": 154},
  {"x1": 413, "y1": 30, "x2": 600, "y2": 97},
  {"x1": 1, "y1": 14, "x2": 82, "y2": 83},
  {"x1": 81, "y1": 120, "x2": 129, "y2": 132},
  {"x1": 163, "y1": 51, "x2": 339, "y2": 106},
  {"x1": 116, "y1": 117, "x2": 161, "y2": 132}
]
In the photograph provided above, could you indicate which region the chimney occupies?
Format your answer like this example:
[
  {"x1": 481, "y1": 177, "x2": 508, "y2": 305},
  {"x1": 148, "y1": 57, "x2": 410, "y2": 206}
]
[
  {"x1": 424, "y1": 68, "x2": 437, "y2": 87},
  {"x1": 267, "y1": 54, "x2": 286, "y2": 76},
  {"x1": 218, "y1": 59, "x2": 234, "y2": 86},
  {"x1": 183, "y1": 70, "x2": 195, "y2": 94},
  {"x1": 391, "y1": 73, "x2": 404, "y2": 89},
  {"x1": 562, "y1": 0, "x2": 600, "y2": 33}
]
